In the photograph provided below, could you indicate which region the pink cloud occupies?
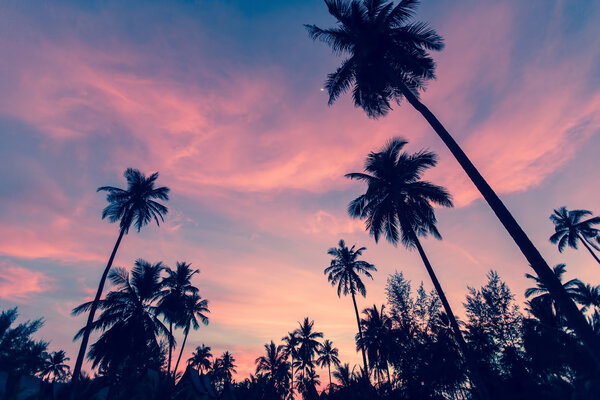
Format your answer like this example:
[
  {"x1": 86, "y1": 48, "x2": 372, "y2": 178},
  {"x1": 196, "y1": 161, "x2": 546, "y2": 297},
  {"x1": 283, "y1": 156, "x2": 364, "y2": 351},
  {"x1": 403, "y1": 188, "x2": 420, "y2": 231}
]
[{"x1": 0, "y1": 261, "x2": 53, "y2": 301}]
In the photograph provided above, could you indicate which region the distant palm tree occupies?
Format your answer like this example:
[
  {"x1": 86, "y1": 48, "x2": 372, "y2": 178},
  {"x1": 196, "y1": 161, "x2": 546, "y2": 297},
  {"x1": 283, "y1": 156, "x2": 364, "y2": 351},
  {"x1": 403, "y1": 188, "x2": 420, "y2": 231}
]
[
  {"x1": 573, "y1": 282, "x2": 600, "y2": 312},
  {"x1": 333, "y1": 363, "x2": 354, "y2": 389},
  {"x1": 71, "y1": 168, "x2": 169, "y2": 389},
  {"x1": 158, "y1": 261, "x2": 199, "y2": 376},
  {"x1": 305, "y1": 0, "x2": 599, "y2": 364},
  {"x1": 281, "y1": 331, "x2": 300, "y2": 398},
  {"x1": 188, "y1": 344, "x2": 213, "y2": 373},
  {"x1": 324, "y1": 239, "x2": 376, "y2": 375},
  {"x1": 357, "y1": 305, "x2": 393, "y2": 385},
  {"x1": 172, "y1": 293, "x2": 210, "y2": 378},
  {"x1": 72, "y1": 259, "x2": 171, "y2": 375},
  {"x1": 40, "y1": 350, "x2": 71, "y2": 383},
  {"x1": 525, "y1": 264, "x2": 581, "y2": 316},
  {"x1": 294, "y1": 318, "x2": 323, "y2": 378},
  {"x1": 256, "y1": 341, "x2": 290, "y2": 394},
  {"x1": 550, "y1": 207, "x2": 600, "y2": 264},
  {"x1": 346, "y1": 138, "x2": 489, "y2": 398},
  {"x1": 218, "y1": 351, "x2": 237, "y2": 385},
  {"x1": 317, "y1": 339, "x2": 341, "y2": 390}
]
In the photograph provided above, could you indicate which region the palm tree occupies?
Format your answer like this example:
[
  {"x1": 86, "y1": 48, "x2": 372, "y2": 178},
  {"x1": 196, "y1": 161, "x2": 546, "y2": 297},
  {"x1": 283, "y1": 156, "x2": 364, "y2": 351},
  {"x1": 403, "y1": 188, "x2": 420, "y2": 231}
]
[
  {"x1": 256, "y1": 341, "x2": 290, "y2": 395},
  {"x1": 72, "y1": 259, "x2": 172, "y2": 376},
  {"x1": 219, "y1": 351, "x2": 237, "y2": 385},
  {"x1": 573, "y1": 282, "x2": 600, "y2": 312},
  {"x1": 188, "y1": 344, "x2": 213, "y2": 373},
  {"x1": 550, "y1": 207, "x2": 600, "y2": 264},
  {"x1": 317, "y1": 339, "x2": 341, "y2": 390},
  {"x1": 305, "y1": 0, "x2": 599, "y2": 363},
  {"x1": 71, "y1": 168, "x2": 169, "y2": 389},
  {"x1": 324, "y1": 239, "x2": 376, "y2": 375},
  {"x1": 525, "y1": 263, "x2": 581, "y2": 316},
  {"x1": 332, "y1": 363, "x2": 354, "y2": 389},
  {"x1": 158, "y1": 261, "x2": 199, "y2": 375},
  {"x1": 172, "y1": 293, "x2": 210, "y2": 378},
  {"x1": 357, "y1": 305, "x2": 393, "y2": 385},
  {"x1": 40, "y1": 350, "x2": 71, "y2": 383},
  {"x1": 294, "y1": 318, "x2": 323, "y2": 378},
  {"x1": 346, "y1": 138, "x2": 489, "y2": 398},
  {"x1": 281, "y1": 331, "x2": 300, "y2": 398}
]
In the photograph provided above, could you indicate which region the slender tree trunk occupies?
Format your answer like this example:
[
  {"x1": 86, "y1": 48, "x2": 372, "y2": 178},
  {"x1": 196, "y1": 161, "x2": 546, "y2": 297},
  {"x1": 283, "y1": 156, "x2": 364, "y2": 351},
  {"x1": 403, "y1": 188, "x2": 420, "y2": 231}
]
[
  {"x1": 173, "y1": 328, "x2": 189, "y2": 381},
  {"x1": 411, "y1": 234, "x2": 491, "y2": 400},
  {"x1": 328, "y1": 363, "x2": 331, "y2": 391},
  {"x1": 398, "y1": 84, "x2": 600, "y2": 366},
  {"x1": 70, "y1": 226, "x2": 126, "y2": 398},
  {"x1": 350, "y1": 291, "x2": 369, "y2": 378},
  {"x1": 290, "y1": 361, "x2": 294, "y2": 399},
  {"x1": 578, "y1": 234, "x2": 600, "y2": 265},
  {"x1": 167, "y1": 321, "x2": 173, "y2": 376}
]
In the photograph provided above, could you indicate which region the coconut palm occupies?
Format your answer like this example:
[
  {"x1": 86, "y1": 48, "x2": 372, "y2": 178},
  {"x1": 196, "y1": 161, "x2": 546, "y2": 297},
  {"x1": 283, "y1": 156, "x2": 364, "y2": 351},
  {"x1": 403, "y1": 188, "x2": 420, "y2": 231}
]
[
  {"x1": 216, "y1": 351, "x2": 237, "y2": 385},
  {"x1": 324, "y1": 239, "x2": 376, "y2": 375},
  {"x1": 305, "y1": 0, "x2": 599, "y2": 363},
  {"x1": 346, "y1": 138, "x2": 489, "y2": 398},
  {"x1": 71, "y1": 168, "x2": 169, "y2": 389},
  {"x1": 525, "y1": 264, "x2": 581, "y2": 316},
  {"x1": 40, "y1": 350, "x2": 71, "y2": 383},
  {"x1": 158, "y1": 261, "x2": 199, "y2": 375},
  {"x1": 550, "y1": 207, "x2": 600, "y2": 264},
  {"x1": 357, "y1": 305, "x2": 393, "y2": 385},
  {"x1": 317, "y1": 339, "x2": 341, "y2": 390},
  {"x1": 188, "y1": 344, "x2": 213, "y2": 373},
  {"x1": 294, "y1": 318, "x2": 323, "y2": 377},
  {"x1": 256, "y1": 341, "x2": 290, "y2": 394},
  {"x1": 333, "y1": 363, "x2": 354, "y2": 389},
  {"x1": 281, "y1": 331, "x2": 300, "y2": 398},
  {"x1": 573, "y1": 283, "x2": 600, "y2": 312},
  {"x1": 72, "y1": 259, "x2": 171, "y2": 376},
  {"x1": 172, "y1": 293, "x2": 210, "y2": 378}
]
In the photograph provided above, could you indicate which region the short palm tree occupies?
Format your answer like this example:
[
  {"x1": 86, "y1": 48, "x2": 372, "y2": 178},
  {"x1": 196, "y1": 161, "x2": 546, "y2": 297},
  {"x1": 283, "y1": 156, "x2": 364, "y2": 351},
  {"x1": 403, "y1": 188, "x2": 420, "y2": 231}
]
[
  {"x1": 256, "y1": 341, "x2": 290, "y2": 394},
  {"x1": 346, "y1": 138, "x2": 489, "y2": 398},
  {"x1": 281, "y1": 331, "x2": 300, "y2": 398},
  {"x1": 218, "y1": 351, "x2": 237, "y2": 385},
  {"x1": 306, "y1": 0, "x2": 599, "y2": 363},
  {"x1": 158, "y1": 261, "x2": 199, "y2": 375},
  {"x1": 573, "y1": 282, "x2": 600, "y2": 312},
  {"x1": 71, "y1": 168, "x2": 169, "y2": 389},
  {"x1": 324, "y1": 239, "x2": 376, "y2": 375},
  {"x1": 317, "y1": 339, "x2": 341, "y2": 390},
  {"x1": 525, "y1": 264, "x2": 581, "y2": 316},
  {"x1": 40, "y1": 350, "x2": 71, "y2": 383},
  {"x1": 357, "y1": 305, "x2": 393, "y2": 385},
  {"x1": 72, "y1": 259, "x2": 171, "y2": 376},
  {"x1": 333, "y1": 363, "x2": 354, "y2": 389},
  {"x1": 294, "y1": 318, "x2": 323, "y2": 378},
  {"x1": 172, "y1": 293, "x2": 210, "y2": 378},
  {"x1": 188, "y1": 344, "x2": 213, "y2": 373},
  {"x1": 550, "y1": 207, "x2": 600, "y2": 264}
]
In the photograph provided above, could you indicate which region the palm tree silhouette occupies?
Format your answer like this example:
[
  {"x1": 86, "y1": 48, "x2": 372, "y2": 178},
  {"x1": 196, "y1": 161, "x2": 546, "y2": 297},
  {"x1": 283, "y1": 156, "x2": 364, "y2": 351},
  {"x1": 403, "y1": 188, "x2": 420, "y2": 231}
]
[
  {"x1": 305, "y1": 0, "x2": 599, "y2": 363},
  {"x1": 294, "y1": 318, "x2": 323, "y2": 380},
  {"x1": 525, "y1": 264, "x2": 580, "y2": 316},
  {"x1": 256, "y1": 341, "x2": 290, "y2": 395},
  {"x1": 216, "y1": 351, "x2": 237, "y2": 385},
  {"x1": 281, "y1": 331, "x2": 300, "y2": 398},
  {"x1": 71, "y1": 168, "x2": 169, "y2": 390},
  {"x1": 333, "y1": 363, "x2": 354, "y2": 389},
  {"x1": 573, "y1": 282, "x2": 600, "y2": 313},
  {"x1": 188, "y1": 344, "x2": 213, "y2": 373},
  {"x1": 357, "y1": 305, "x2": 393, "y2": 385},
  {"x1": 317, "y1": 339, "x2": 341, "y2": 390},
  {"x1": 324, "y1": 239, "x2": 376, "y2": 376},
  {"x1": 550, "y1": 207, "x2": 600, "y2": 264},
  {"x1": 172, "y1": 293, "x2": 210, "y2": 378},
  {"x1": 346, "y1": 138, "x2": 489, "y2": 398},
  {"x1": 40, "y1": 350, "x2": 71, "y2": 383},
  {"x1": 158, "y1": 261, "x2": 199, "y2": 376},
  {"x1": 72, "y1": 259, "x2": 171, "y2": 375}
]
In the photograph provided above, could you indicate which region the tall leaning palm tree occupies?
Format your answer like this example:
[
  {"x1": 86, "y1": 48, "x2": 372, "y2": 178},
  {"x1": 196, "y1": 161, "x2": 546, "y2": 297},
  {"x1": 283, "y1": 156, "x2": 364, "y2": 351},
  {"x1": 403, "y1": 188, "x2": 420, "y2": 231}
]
[
  {"x1": 550, "y1": 207, "x2": 600, "y2": 264},
  {"x1": 71, "y1": 168, "x2": 169, "y2": 390},
  {"x1": 324, "y1": 240, "x2": 376, "y2": 376},
  {"x1": 317, "y1": 339, "x2": 341, "y2": 390},
  {"x1": 158, "y1": 261, "x2": 199, "y2": 375},
  {"x1": 172, "y1": 293, "x2": 210, "y2": 379},
  {"x1": 346, "y1": 138, "x2": 489, "y2": 399},
  {"x1": 305, "y1": 0, "x2": 600, "y2": 363}
]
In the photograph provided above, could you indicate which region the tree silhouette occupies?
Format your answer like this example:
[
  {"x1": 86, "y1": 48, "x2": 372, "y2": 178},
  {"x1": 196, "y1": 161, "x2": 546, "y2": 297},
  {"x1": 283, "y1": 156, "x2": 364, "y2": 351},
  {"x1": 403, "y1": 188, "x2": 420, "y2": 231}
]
[
  {"x1": 172, "y1": 293, "x2": 210, "y2": 378},
  {"x1": 346, "y1": 138, "x2": 489, "y2": 398},
  {"x1": 188, "y1": 344, "x2": 213, "y2": 373},
  {"x1": 215, "y1": 351, "x2": 237, "y2": 386},
  {"x1": 281, "y1": 331, "x2": 300, "y2": 399},
  {"x1": 158, "y1": 261, "x2": 199, "y2": 376},
  {"x1": 525, "y1": 264, "x2": 580, "y2": 317},
  {"x1": 294, "y1": 318, "x2": 323, "y2": 379},
  {"x1": 71, "y1": 168, "x2": 169, "y2": 391},
  {"x1": 255, "y1": 341, "x2": 290, "y2": 396},
  {"x1": 324, "y1": 239, "x2": 376, "y2": 375},
  {"x1": 357, "y1": 305, "x2": 393, "y2": 385},
  {"x1": 40, "y1": 350, "x2": 71, "y2": 383},
  {"x1": 305, "y1": 0, "x2": 599, "y2": 364},
  {"x1": 317, "y1": 339, "x2": 341, "y2": 390},
  {"x1": 550, "y1": 207, "x2": 600, "y2": 264}
]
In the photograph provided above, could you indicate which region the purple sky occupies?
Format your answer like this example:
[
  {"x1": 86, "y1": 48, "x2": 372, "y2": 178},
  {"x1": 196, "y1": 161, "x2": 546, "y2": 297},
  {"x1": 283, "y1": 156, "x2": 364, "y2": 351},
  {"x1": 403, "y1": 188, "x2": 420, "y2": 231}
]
[{"x1": 1, "y1": 0, "x2": 599, "y2": 378}]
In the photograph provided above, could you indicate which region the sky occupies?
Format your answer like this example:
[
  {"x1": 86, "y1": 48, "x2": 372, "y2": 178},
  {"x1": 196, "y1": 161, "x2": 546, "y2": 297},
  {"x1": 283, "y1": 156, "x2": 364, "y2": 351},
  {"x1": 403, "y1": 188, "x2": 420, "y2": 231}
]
[{"x1": 1, "y1": 0, "x2": 600, "y2": 381}]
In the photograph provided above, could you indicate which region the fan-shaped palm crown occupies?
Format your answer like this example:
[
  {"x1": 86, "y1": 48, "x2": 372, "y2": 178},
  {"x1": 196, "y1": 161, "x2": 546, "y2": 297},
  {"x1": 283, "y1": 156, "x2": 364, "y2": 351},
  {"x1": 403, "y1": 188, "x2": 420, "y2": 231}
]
[
  {"x1": 256, "y1": 341, "x2": 289, "y2": 379},
  {"x1": 346, "y1": 137, "x2": 452, "y2": 247},
  {"x1": 305, "y1": 0, "x2": 443, "y2": 118},
  {"x1": 525, "y1": 264, "x2": 581, "y2": 313},
  {"x1": 294, "y1": 318, "x2": 323, "y2": 371},
  {"x1": 188, "y1": 344, "x2": 213, "y2": 372},
  {"x1": 550, "y1": 207, "x2": 600, "y2": 253},
  {"x1": 97, "y1": 168, "x2": 170, "y2": 233},
  {"x1": 40, "y1": 350, "x2": 71, "y2": 383},
  {"x1": 325, "y1": 239, "x2": 377, "y2": 297}
]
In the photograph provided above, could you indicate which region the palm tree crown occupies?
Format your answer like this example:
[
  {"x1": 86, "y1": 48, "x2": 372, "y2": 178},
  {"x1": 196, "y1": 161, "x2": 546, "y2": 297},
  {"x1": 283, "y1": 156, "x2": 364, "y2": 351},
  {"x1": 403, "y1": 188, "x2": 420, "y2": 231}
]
[
  {"x1": 294, "y1": 318, "x2": 323, "y2": 373},
  {"x1": 188, "y1": 344, "x2": 213, "y2": 373},
  {"x1": 97, "y1": 168, "x2": 170, "y2": 233},
  {"x1": 305, "y1": 0, "x2": 443, "y2": 118},
  {"x1": 255, "y1": 341, "x2": 290, "y2": 387},
  {"x1": 550, "y1": 207, "x2": 600, "y2": 263},
  {"x1": 346, "y1": 137, "x2": 452, "y2": 247},
  {"x1": 40, "y1": 350, "x2": 71, "y2": 383},
  {"x1": 325, "y1": 239, "x2": 377, "y2": 297}
]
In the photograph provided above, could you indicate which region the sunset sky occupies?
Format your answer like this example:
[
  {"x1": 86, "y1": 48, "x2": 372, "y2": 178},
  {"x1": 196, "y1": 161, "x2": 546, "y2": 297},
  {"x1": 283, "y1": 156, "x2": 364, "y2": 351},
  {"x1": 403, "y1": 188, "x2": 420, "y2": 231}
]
[{"x1": 1, "y1": 0, "x2": 600, "y2": 380}]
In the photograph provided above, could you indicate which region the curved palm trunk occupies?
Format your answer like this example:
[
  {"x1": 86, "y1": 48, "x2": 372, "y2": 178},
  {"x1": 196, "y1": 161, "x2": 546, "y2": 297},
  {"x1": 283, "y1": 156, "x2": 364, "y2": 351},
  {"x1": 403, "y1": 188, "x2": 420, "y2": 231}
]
[
  {"x1": 578, "y1": 234, "x2": 600, "y2": 265},
  {"x1": 350, "y1": 291, "x2": 369, "y2": 378},
  {"x1": 70, "y1": 226, "x2": 126, "y2": 398},
  {"x1": 398, "y1": 84, "x2": 600, "y2": 365},
  {"x1": 173, "y1": 328, "x2": 190, "y2": 381},
  {"x1": 411, "y1": 234, "x2": 491, "y2": 400}
]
